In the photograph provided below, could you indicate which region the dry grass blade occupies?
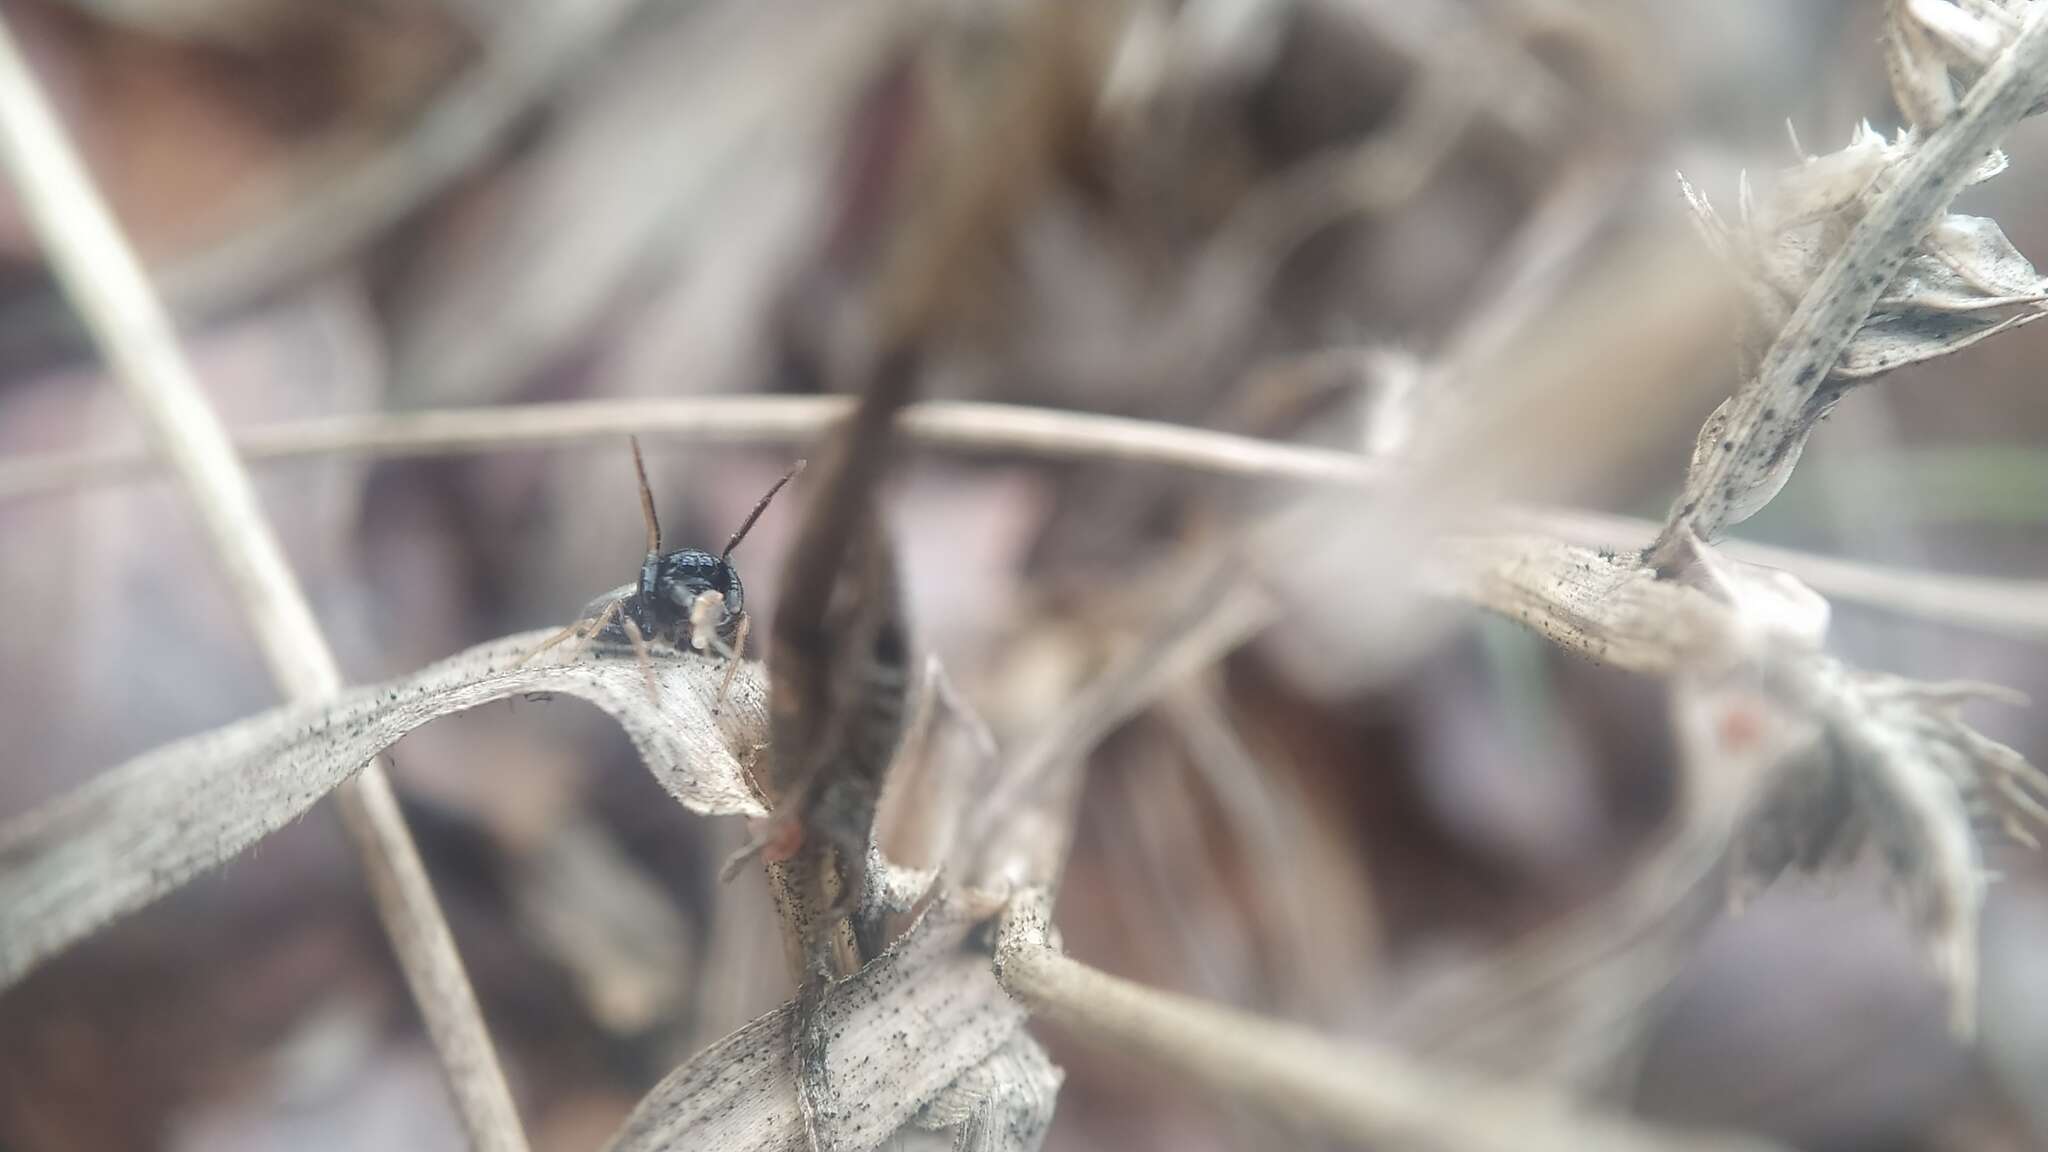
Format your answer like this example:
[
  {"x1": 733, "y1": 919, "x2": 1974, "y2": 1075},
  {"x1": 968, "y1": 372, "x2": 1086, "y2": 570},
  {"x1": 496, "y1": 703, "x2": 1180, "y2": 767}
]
[
  {"x1": 1520, "y1": 507, "x2": 2048, "y2": 639},
  {"x1": 992, "y1": 890, "x2": 1788, "y2": 1152},
  {"x1": 602, "y1": 894, "x2": 1024, "y2": 1152},
  {"x1": 10, "y1": 4, "x2": 2046, "y2": 1148},
  {"x1": 16, "y1": 401, "x2": 2045, "y2": 640},
  {"x1": 908, "y1": 1032, "x2": 1062, "y2": 1152},
  {"x1": 1159, "y1": 681, "x2": 1328, "y2": 1014},
  {"x1": 0, "y1": 632, "x2": 768, "y2": 987},
  {"x1": 1653, "y1": 5, "x2": 2048, "y2": 562},
  {"x1": 0, "y1": 17, "x2": 529, "y2": 1148},
  {"x1": 0, "y1": 396, "x2": 1383, "y2": 501},
  {"x1": 606, "y1": 990, "x2": 804, "y2": 1152},
  {"x1": 1423, "y1": 536, "x2": 1787, "y2": 676}
]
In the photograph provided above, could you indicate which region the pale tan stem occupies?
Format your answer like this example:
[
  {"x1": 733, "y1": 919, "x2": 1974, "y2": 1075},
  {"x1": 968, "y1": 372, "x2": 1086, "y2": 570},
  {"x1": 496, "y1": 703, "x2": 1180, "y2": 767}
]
[
  {"x1": 994, "y1": 891, "x2": 1786, "y2": 1152},
  {"x1": 0, "y1": 396, "x2": 1383, "y2": 501},
  {"x1": 0, "y1": 20, "x2": 526, "y2": 1152},
  {"x1": 3, "y1": 397, "x2": 2043, "y2": 636}
]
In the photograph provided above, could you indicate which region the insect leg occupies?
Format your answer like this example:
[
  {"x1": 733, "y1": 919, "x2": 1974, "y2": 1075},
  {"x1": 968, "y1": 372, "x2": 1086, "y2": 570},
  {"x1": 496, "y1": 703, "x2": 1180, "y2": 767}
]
[
  {"x1": 712, "y1": 611, "x2": 750, "y2": 715},
  {"x1": 583, "y1": 597, "x2": 622, "y2": 639},
  {"x1": 522, "y1": 603, "x2": 603, "y2": 666},
  {"x1": 516, "y1": 623, "x2": 581, "y2": 668},
  {"x1": 621, "y1": 613, "x2": 658, "y2": 703},
  {"x1": 717, "y1": 811, "x2": 804, "y2": 882},
  {"x1": 517, "y1": 597, "x2": 622, "y2": 668}
]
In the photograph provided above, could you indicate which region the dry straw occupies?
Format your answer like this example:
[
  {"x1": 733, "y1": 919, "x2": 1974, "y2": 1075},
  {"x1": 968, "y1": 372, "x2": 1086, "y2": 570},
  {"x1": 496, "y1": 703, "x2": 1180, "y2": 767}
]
[
  {"x1": 5, "y1": 2, "x2": 2048, "y2": 1150},
  {"x1": 0, "y1": 16, "x2": 530, "y2": 1151}
]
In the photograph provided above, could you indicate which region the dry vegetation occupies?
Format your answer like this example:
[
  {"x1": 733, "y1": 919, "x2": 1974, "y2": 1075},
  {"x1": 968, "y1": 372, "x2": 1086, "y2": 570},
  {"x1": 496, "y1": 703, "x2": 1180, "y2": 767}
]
[{"x1": 3, "y1": 1, "x2": 2048, "y2": 1150}]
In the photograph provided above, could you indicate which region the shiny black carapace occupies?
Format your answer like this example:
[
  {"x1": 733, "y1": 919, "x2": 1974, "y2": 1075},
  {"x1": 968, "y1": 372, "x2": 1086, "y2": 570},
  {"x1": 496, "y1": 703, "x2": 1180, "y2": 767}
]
[{"x1": 524, "y1": 437, "x2": 803, "y2": 688}]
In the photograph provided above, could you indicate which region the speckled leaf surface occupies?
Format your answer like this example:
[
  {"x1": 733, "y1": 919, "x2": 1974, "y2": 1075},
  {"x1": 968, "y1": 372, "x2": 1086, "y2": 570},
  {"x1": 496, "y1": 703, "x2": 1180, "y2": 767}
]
[
  {"x1": 605, "y1": 895, "x2": 1028, "y2": 1152},
  {"x1": 910, "y1": 1032, "x2": 1062, "y2": 1152},
  {"x1": 0, "y1": 630, "x2": 768, "y2": 986}
]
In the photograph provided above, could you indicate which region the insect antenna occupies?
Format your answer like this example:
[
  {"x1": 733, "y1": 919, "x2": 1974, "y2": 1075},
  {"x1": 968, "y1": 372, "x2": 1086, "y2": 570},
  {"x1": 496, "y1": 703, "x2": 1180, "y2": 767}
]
[
  {"x1": 722, "y1": 459, "x2": 807, "y2": 560},
  {"x1": 630, "y1": 435, "x2": 661, "y2": 555}
]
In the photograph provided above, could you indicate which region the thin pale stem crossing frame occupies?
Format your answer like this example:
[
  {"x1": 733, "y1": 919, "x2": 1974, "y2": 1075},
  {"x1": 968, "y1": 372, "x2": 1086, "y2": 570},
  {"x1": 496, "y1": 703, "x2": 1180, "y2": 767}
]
[
  {"x1": 3, "y1": 397, "x2": 2041, "y2": 639},
  {"x1": 0, "y1": 20, "x2": 528, "y2": 1152}
]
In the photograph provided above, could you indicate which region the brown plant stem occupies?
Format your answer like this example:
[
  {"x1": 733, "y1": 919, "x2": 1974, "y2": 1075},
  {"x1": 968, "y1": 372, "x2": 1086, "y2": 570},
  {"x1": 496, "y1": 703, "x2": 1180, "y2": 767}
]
[{"x1": 0, "y1": 19, "x2": 527, "y2": 1151}]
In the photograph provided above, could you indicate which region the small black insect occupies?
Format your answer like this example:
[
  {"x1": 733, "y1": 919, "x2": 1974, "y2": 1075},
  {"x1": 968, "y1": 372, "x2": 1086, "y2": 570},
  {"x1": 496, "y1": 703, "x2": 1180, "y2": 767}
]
[{"x1": 524, "y1": 437, "x2": 803, "y2": 703}]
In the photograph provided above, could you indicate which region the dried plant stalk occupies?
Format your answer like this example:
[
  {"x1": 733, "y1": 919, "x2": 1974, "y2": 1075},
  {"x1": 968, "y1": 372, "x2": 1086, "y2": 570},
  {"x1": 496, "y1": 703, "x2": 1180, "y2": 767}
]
[
  {"x1": 1520, "y1": 506, "x2": 2048, "y2": 640},
  {"x1": 0, "y1": 19, "x2": 527, "y2": 1150},
  {"x1": 1424, "y1": 537, "x2": 1749, "y2": 676},
  {"x1": 11, "y1": 400, "x2": 2042, "y2": 639},
  {"x1": 992, "y1": 890, "x2": 1786, "y2": 1152},
  {"x1": 0, "y1": 396, "x2": 1382, "y2": 500},
  {"x1": 6, "y1": 5, "x2": 2047, "y2": 1148},
  {"x1": 907, "y1": 1032, "x2": 1062, "y2": 1151},
  {"x1": 1653, "y1": 4, "x2": 2048, "y2": 563}
]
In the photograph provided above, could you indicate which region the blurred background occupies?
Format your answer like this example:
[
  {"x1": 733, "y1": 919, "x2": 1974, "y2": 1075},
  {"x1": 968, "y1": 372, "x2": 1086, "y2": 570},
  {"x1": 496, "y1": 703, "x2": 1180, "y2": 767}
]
[{"x1": 0, "y1": 0, "x2": 2045, "y2": 1149}]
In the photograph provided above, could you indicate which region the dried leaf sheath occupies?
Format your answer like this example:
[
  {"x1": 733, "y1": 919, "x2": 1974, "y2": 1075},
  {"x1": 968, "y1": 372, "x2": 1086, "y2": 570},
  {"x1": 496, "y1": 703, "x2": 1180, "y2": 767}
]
[
  {"x1": 0, "y1": 632, "x2": 769, "y2": 986},
  {"x1": 603, "y1": 896, "x2": 1026, "y2": 1152}
]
